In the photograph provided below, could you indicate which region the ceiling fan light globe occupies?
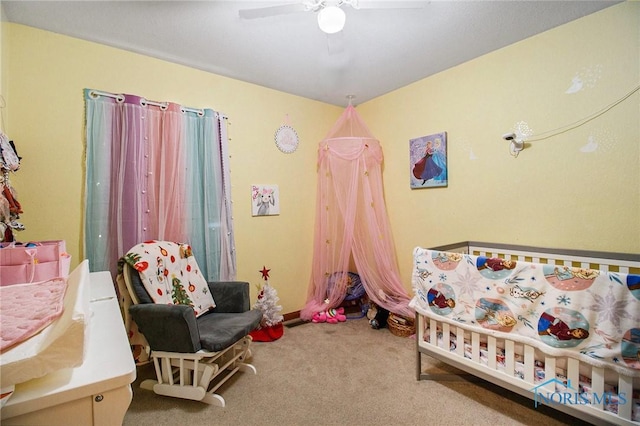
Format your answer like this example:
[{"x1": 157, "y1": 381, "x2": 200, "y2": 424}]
[{"x1": 317, "y1": 6, "x2": 346, "y2": 34}]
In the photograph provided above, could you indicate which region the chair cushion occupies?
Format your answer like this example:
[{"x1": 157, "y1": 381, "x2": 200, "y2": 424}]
[
  {"x1": 129, "y1": 303, "x2": 201, "y2": 353},
  {"x1": 197, "y1": 310, "x2": 262, "y2": 352}
]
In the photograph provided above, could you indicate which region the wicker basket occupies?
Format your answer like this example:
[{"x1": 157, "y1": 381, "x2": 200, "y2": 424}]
[{"x1": 387, "y1": 313, "x2": 415, "y2": 337}]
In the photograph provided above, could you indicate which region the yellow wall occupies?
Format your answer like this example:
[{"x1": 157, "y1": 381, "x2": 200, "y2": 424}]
[
  {"x1": 3, "y1": 23, "x2": 340, "y2": 312},
  {"x1": 358, "y1": 1, "x2": 639, "y2": 286},
  {"x1": 2, "y1": 2, "x2": 638, "y2": 313},
  {"x1": 1, "y1": 5, "x2": 6, "y2": 129}
]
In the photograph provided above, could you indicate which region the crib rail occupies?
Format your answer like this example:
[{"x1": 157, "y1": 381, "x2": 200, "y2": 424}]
[
  {"x1": 416, "y1": 241, "x2": 640, "y2": 426},
  {"x1": 431, "y1": 241, "x2": 640, "y2": 273},
  {"x1": 417, "y1": 315, "x2": 639, "y2": 426}
]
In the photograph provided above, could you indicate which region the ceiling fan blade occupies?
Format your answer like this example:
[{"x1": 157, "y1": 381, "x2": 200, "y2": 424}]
[
  {"x1": 355, "y1": 1, "x2": 429, "y2": 9},
  {"x1": 239, "y1": 3, "x2": 308, "y2": 20}
]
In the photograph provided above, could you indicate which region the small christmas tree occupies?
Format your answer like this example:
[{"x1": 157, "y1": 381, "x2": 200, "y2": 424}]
[
  {"x1": 254, "y1": 282, "x2": 284, "y2": 327},
  {"x1": 250, "y1": 266, "x2": 284, "y2": 341}
]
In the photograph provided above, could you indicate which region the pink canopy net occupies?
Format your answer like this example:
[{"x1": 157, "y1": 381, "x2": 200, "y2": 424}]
[{"x1": 300, "y1": 105, "x2": 413, "y2": 320}]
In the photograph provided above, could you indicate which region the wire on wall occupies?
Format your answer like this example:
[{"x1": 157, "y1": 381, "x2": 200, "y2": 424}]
[{"x1": 526, "y1": 84, "x2": 640, "y2": 142}]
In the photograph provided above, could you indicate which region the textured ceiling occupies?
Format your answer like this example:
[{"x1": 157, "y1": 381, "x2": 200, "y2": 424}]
[{"x1": 1, "y1": 0, "x2": 621, "y2": 106}]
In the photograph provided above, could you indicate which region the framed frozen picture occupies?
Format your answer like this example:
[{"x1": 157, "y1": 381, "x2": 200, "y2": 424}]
[
  {"x1": 252, "y1": 184, "x2": 280, "y2": 216},
  {"x1": 409, "y1": 132, "x2": 448, "y2": 189}
]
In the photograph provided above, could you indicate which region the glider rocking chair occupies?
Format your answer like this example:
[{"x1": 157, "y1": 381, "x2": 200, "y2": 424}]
[{"x1": 120, "y1": 241, "x2": 262, "y2": 407}]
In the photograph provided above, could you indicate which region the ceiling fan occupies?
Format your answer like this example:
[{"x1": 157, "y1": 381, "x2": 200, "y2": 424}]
[{"x1": 239, "y1": 1, "x2": 429, "y2": 34}]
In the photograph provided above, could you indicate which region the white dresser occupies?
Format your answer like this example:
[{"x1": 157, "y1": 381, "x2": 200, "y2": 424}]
[{"x1": 1, "y1": 271, "x2": 136, "y2": 425}]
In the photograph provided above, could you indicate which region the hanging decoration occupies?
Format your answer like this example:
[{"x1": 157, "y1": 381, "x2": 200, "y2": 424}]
[
  {"x1": 274, "y1": 125, "x2": 299, "y2": 153},
  {"x1": 274, "y1": 114, "x2": 299, "y2": 153},
  {"x1": 300, "y1": 105, "x2": 413, "y2": 321},
  {"x1": 0, "y1": 131, "x2": 24, "y2": 242}
]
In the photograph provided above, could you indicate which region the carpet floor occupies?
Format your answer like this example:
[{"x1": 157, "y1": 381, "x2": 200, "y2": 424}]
[{"x1": 123, "y1": 317, "x2": 592, "y2": 426}]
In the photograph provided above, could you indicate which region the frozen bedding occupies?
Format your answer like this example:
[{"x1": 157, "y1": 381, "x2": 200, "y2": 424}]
[
  {"x1": 412, "y1": 243, "x2": 640, "y2": 425},
  {"x1": 410, "y1": 248, "x2": 640, "y2": 377}
]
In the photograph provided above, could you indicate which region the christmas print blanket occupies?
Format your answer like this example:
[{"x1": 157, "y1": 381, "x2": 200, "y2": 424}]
[
  {"x1": 120, "y1": 240, "x2": 215, "y2": 318},
  {"x1": 409, "y1": 247, "x2": 640, "y2": 377}
]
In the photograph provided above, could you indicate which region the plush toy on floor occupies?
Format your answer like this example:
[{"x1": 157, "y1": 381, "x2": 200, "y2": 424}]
[
  {"x1": 312, "y1": 300, "x2": 347, "y2": 324},
  {"x1": 311, "y1": 311, "x2": 326, "y2": 323},
  {"x1": 312, "y1": 307, "x2": 347, "y2": 323},
  {"x1": 326, "y1": 307, "x2": 347, "y2": 323}
]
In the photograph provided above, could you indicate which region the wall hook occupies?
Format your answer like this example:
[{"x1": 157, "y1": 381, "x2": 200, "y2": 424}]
[{"x1": 503, "y1": 132, "x2": 524, "y2": 157}]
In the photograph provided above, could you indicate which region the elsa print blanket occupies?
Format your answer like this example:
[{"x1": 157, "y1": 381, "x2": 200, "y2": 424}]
[{"x1": 409, "y1": 247, "x2": 640, "y2": 377}]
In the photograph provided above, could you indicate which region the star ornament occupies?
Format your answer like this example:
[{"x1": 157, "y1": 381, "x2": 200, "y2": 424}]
[{"x1": 260, "y1": 266, "x2": 271, "y2": 281}]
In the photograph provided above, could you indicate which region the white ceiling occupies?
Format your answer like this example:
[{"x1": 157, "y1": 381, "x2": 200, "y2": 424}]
[{"x1": 1, "y1": 0, "x2": 621, "y2": 107}]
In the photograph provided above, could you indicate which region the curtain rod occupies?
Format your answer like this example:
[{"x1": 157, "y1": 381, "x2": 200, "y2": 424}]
[
  {"x1": 88, "y1": 89, "x2": 226, "y2": 119},
  {"x1": 181, "y1": 106, "x2": 204, "y2": 116},
  {"x1": 89, "y1": 89, "x2": 124, "y2": 103},
  {"x1": 141, "y1": 99, "x2": 168, "y2": 110}
]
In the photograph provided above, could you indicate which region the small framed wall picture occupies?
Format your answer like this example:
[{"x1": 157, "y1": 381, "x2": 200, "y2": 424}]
[
  {"x1": 410, "y1": 132, "x2": 448, "y2": 189},
  {"x1": 252, "y1": 185, "x2": 280, "y2": 216},
  {"x1": 274, "y1": 125, "x2": 299, "y2": 153}
]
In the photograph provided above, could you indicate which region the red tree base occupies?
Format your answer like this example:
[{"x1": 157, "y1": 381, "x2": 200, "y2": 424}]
[{"x1": 249, "y1": 322, "x2": 284, "y2": 342}]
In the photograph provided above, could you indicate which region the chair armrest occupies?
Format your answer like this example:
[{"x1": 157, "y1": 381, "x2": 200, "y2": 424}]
[
  {"x1": 129, "y1": 304, "x2": 201, "y2": 353},
  {"x1": 208, "y1": 281, "x2": 252, "y2": 313}
]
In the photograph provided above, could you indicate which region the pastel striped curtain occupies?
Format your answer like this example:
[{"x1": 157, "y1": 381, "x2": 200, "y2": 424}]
[{"x1": 83, "y1": 89, "x2": 235, "y2": 280}]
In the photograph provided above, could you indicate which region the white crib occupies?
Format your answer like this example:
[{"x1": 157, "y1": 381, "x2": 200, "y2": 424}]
[{"x1": 413, "y1": 241, "x2": 640, "y2": 426}]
